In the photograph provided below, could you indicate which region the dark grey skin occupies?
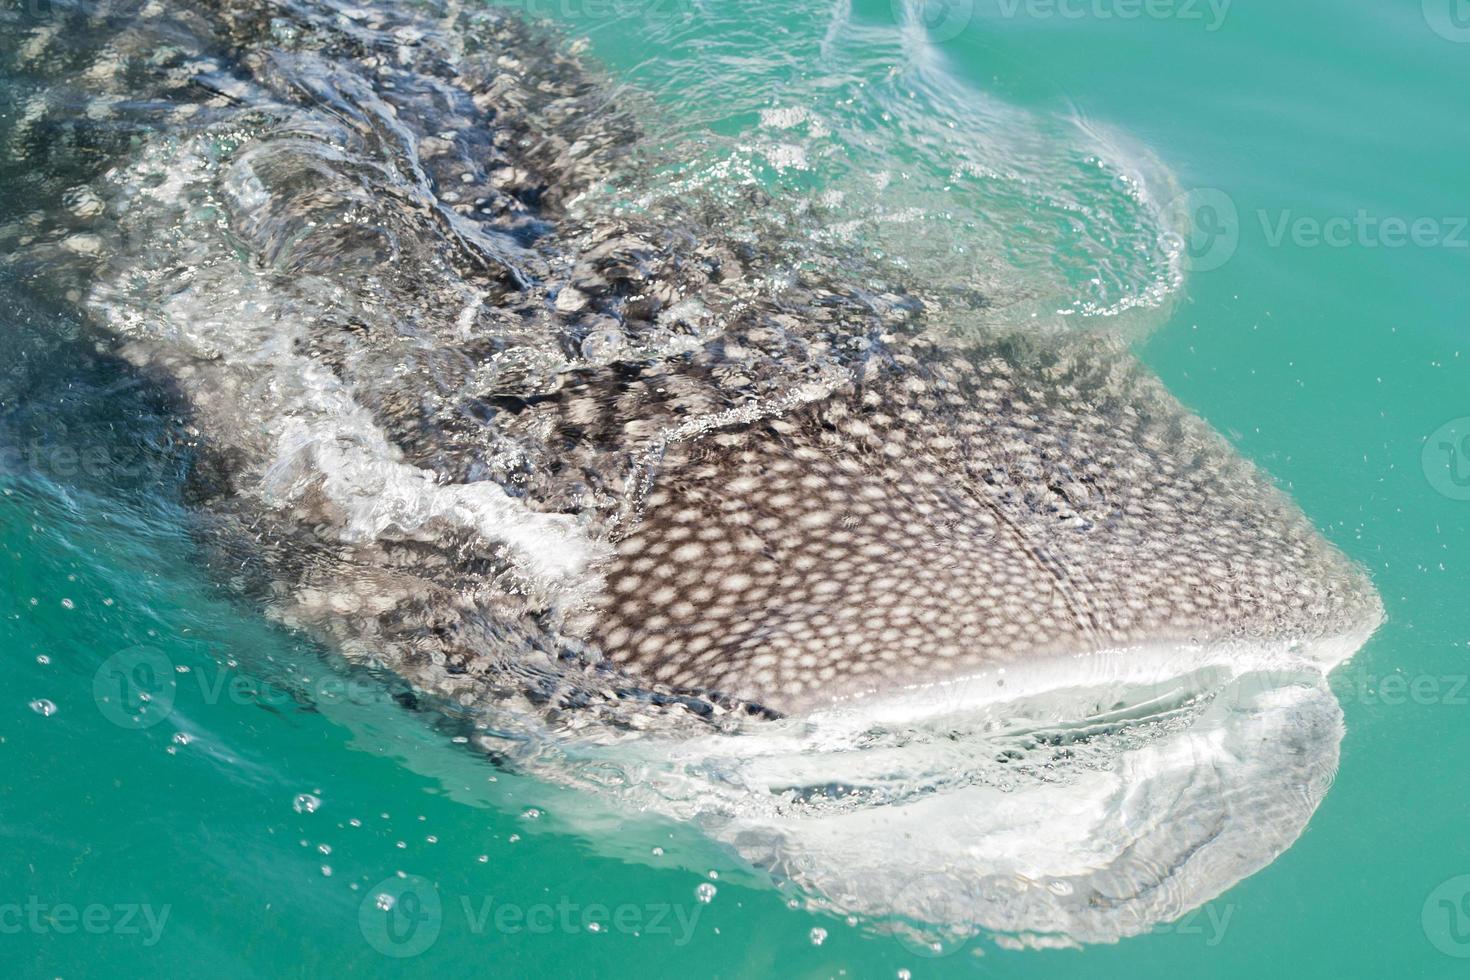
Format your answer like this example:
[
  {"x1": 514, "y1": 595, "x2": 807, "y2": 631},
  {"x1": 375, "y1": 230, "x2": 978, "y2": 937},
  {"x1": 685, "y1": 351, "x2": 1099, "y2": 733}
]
[{"x1": 0, "y1": 0, "x2": 1381, "y2": 727}]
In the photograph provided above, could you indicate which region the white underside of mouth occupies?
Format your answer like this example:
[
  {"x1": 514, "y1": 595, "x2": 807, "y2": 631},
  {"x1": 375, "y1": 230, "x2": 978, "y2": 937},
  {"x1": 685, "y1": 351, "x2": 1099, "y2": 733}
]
[{"x1": 553, "y1": 624, "x2": 1378, "y2": 948}]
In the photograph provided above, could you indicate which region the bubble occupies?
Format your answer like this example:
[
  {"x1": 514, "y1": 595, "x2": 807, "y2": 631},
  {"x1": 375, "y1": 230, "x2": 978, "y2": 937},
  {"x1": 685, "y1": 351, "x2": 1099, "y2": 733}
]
[
  {"x1": 580, "y1": 324, "x2": 626, "y2": 364},
  {"x1": 695, "y1": 883, "x2": 717, "y2": 903},
  {"x1": 28, "y1": 698, "x2": 57, "y2": 716},
  {"x1": 293, "y1": 793, "x2": 322, "y2": 814}
]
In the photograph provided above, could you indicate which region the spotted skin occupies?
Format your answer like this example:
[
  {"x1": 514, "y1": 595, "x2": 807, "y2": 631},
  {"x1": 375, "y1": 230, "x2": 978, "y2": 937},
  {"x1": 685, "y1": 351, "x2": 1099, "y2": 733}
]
[
  {"x1": 591, "y1": 333, "x2": 1379, "y2": 712},
  {"x1": 0, "y1": 0, "x2": 1381, "y2": 725}
]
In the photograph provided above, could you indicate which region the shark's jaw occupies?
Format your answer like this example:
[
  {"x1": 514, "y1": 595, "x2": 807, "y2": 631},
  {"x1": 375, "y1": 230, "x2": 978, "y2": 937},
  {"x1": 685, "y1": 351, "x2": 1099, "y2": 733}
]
[{"x1": 551, "y1": 624, "x2": 1374, "y2": 949}]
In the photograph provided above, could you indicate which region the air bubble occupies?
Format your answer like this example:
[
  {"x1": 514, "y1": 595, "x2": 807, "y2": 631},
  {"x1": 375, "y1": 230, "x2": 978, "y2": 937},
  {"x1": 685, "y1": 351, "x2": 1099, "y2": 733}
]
[{"x1": 580, "y1": 324, "x2": 625, "y2": 364}]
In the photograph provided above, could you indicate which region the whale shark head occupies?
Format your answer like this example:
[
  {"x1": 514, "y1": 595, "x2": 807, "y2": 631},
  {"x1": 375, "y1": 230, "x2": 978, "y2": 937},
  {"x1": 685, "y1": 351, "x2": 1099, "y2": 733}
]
[
  {"x1": 2, "y1": 0, "x2": 1383, "y2": 951},
  {"x1": 585, "y1": 328, "x2": 1381, "y2": 716}
]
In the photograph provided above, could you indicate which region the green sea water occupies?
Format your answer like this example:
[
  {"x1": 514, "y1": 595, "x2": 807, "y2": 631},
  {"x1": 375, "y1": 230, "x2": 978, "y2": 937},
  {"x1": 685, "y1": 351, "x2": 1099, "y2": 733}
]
[{"x1": 2, "y1": 0, "x2": 1468, "y2": 977}]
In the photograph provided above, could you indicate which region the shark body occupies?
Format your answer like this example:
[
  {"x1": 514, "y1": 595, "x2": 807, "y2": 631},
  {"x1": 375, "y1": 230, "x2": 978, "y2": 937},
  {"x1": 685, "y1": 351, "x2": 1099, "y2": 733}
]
[{"x1": 1, "y1": 0, "x2": 1382, "y2": 945}]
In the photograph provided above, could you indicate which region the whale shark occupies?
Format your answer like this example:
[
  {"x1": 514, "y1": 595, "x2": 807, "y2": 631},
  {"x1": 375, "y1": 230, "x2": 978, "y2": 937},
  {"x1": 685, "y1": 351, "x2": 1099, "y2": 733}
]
[{"x1": 1, "y1": 0, "x2": 1383, "y2": 949}]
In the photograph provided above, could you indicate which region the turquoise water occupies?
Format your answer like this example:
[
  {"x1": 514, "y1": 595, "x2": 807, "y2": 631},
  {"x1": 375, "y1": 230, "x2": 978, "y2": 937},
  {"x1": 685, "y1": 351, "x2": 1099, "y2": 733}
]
[{"x1": 2, "y1": 0, "x2": 1468, "y2": 977}]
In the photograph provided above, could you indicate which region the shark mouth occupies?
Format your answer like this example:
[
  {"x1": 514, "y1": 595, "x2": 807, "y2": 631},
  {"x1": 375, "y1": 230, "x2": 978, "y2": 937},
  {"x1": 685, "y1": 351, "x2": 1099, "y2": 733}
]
[
  {"x1": 0, "y1": 0, "x2": 1382, "y2": 952},
  {"x1": 515, "y1": 628, "x2": 1371, "y2": 949}
]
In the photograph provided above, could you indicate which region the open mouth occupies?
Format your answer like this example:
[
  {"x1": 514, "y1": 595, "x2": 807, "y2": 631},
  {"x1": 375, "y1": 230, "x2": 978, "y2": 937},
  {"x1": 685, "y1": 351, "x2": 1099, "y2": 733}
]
[{"x1": 540, "y1": 625, "x2": 1374, "y2": 949}]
